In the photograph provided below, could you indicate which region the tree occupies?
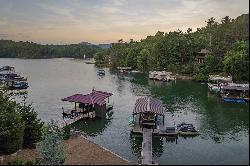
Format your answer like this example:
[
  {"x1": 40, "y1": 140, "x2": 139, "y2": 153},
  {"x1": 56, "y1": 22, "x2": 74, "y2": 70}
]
[
  {"x1": 37, "y1": 121, "x2": 65, "y2": 165},
  {"x1": 137, "y1": 49, "x2": 150, "y2": 71},
  {"x1": 221, "y1": 16, "x2": 231, "y2": 24},
  {"x1": 19, "y1": 103, "x2": 44, "y2": 147},
  {"x1": 0, "y1": 91, "x2": 25, "y2": 154},
  {"x1": 223, "y1": 41, "x2": 249, "y2": 82}
]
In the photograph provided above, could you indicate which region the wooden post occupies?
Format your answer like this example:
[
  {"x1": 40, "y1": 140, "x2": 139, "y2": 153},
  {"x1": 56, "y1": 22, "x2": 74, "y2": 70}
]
[{"x1": 88, "y1": 104, "x2": 90, "y2": 117}]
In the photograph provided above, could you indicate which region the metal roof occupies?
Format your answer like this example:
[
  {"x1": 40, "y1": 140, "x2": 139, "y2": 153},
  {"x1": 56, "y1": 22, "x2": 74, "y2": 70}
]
[{"x1": 133, "y1": 96, "x2": 165, "y2": 116}]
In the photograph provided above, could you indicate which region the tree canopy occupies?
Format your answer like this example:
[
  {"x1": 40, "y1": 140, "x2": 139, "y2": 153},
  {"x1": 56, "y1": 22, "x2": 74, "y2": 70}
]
[{"x1": 95, "y1": 14, "x2": 249, "y2": 82}]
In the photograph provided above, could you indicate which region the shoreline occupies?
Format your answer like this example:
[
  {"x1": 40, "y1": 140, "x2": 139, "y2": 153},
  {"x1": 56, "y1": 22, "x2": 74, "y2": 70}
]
[{"x1": 0, "y1": 133, "x2": 133, "y2": 165}]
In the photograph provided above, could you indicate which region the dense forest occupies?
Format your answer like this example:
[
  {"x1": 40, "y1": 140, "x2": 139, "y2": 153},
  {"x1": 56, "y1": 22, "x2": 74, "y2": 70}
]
[
  {"x1": 95, "y1": 14, "x2": 249, "y2": 82},
  {"x1": 0, "y1": 40, "x2": 102, "y2": 58}
]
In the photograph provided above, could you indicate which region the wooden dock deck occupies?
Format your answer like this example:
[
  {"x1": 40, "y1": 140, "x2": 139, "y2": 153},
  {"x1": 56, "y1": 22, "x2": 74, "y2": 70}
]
[
  {"x1": 58, "y1": 112, "x2": 95, "y2": 128},
  {"x1": 131, "y1": 112, "x2": 177, "y2": 136},
  {"x1": 141, "y1": 128, "x2": 153, "y2": 165}
]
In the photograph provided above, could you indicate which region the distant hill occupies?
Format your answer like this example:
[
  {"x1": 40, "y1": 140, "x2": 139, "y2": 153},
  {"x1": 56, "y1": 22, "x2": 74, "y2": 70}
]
[
  {"x1": 79, "y1": 41, "x2": 93, "y2": 46},
  {"x1": 0, "y1": 40, "x2": 102, "y2": 59},
  {"x1": 79, "y1": 41, "x2": 112, "y2": 49}
]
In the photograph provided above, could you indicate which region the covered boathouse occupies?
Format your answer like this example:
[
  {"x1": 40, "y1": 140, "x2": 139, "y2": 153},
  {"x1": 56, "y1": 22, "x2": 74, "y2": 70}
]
[
  {"x1": 131, "y1": 96, "x2": 177, "y2": 136},
  {"x1": 61, "y1": 89, "x2": 113, "y2": 119}
]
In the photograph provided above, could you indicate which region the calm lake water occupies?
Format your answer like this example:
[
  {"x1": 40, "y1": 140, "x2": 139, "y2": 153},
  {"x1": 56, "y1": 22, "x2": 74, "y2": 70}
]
[{"x1": 0, "y1": 58, "x2": 249, "y2": 165}]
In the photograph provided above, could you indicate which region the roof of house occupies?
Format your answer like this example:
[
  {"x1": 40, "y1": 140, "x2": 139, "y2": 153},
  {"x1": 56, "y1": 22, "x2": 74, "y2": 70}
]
[{"x1": 197, "y1": 49, "x2": 210, "y2": 54}]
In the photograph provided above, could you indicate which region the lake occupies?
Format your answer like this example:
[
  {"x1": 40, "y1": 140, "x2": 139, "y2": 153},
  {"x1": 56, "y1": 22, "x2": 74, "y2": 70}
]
[{"x1": 0, "y1": 58, "x2": 249, "y2": 165}]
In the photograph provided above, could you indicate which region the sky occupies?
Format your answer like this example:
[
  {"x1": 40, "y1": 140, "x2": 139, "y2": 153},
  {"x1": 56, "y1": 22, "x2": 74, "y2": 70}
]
[{"x1": 0, "y1": 0, "x2": 249, "y2": 44}]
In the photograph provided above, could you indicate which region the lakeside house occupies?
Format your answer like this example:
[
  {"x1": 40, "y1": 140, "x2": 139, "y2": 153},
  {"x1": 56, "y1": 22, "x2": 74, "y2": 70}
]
[{"x1": 195, "y1": 49, "x2": 210, "y2": 63}]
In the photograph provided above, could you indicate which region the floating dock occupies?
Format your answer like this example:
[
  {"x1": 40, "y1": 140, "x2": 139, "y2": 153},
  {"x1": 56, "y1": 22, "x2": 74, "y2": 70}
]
[
  {"x1": 131, "y1": 112, "x2": 177, "y2": 136},
  {"x1": 58, "y1": 112, "x2": 95, "y2": 128}
]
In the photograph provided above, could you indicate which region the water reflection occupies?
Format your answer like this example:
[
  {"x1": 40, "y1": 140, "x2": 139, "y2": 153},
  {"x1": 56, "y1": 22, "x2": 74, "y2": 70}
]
[
  {"x1": 129, "y1": 134, "x2": 164, "y2": 158},
  {"x1": 72, "y1": 117, "x2": 112, "y2": 137},
  {"x1": 128, "y1": 75, "x2": 249, "y2": 144}
]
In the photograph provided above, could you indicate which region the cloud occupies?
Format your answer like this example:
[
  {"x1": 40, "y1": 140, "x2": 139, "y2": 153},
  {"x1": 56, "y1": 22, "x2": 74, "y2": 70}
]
[{"x1": 0, "y1": 0, "x2": 248, "y2": 44}]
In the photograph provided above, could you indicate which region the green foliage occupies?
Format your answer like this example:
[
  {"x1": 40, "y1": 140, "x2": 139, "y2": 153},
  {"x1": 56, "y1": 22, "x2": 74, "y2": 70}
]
[
  {"x1": 0, "y1": 91, "x2": 25, "y2": 154},
  {"x1": 0, "y1": 91, "x2": 44, "y2": 154},
  {"x1": 6, "y1": 159, "x2": 24, "y2": 165},
  {"x1": 62, "y1": 125, "x2": 71, "y2": 140},
  {"x1": 223, "y1": 41, "x2": 249, "y2": 82},
  {"x1": 37, "y1": 121, "x2": 65, "y2": 165},
  {"x1": 203, "y1": 53, "x2": 223, "y2": 75},
  {"x1": 97, "y1": 14, "x2": 248, "y2": 83},
  {"x1": 193, "y1": 72, "x2": 208, "y2": 82},
  {"x1": 137, "y1": 49, "x2": 150, "y2": 71},
  {"x1": 0, "y1": 40, "x2": 102, "y2": 59},
  {"x1": 6, "y1": 159, "x2": 37, "y2": 165},
  {"x1": 18, "y1": 104, "x2": 44, "y2": 147}
]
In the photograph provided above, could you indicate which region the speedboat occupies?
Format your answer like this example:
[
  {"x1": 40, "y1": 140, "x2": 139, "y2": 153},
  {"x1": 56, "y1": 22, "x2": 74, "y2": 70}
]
[
  {"x1": 177, "y1": 122, "x2": 199, "y2": 136},
  {"x1": 5, "y1": 81, "x2": 29, "y2": 90},
  {"x1": 97, "y1": 69, "x2": 105, "y2": 76},
  {"x1": 0, "y1": 66, "x2": 15, "y2": 72}
]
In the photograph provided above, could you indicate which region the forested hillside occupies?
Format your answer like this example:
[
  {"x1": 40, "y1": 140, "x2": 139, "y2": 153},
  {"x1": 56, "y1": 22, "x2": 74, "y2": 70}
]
[
  {"x1": 0, "y1": 40, "x2": 102, "y2": 59},
  {"x1": 95, "y1": 14, "x2": 249, "y2": 82}
]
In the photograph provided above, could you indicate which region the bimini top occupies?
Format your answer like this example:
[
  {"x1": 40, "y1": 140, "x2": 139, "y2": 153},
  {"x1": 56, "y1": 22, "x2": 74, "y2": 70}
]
[
  {"x1": 62, "y1": 90, "x2": 113, "y2": 106},
  {"x1": 133, "y1": 96, "x2": 165, "y2": 116}
]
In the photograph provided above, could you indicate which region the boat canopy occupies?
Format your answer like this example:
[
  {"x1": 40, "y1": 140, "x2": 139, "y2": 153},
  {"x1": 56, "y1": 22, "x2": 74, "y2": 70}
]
[
  {"x1": 62, "y1": 90, "x2": 113, "y2": 106},
  {"x1": 133, "y1": 96, "x2": 165, "y2": 116}
]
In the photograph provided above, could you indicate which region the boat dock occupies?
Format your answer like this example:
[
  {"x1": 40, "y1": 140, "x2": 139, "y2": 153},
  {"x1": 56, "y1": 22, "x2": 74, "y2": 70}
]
[
  {"x1": 141, "y1": 128, "x2": 154, "y2": 165},
  {"x1": 58, "y1": 112, "x2": 95, "y2": 128},
  {"x1": 131, "y1": 112, "x2": 177, "y2": 136}
]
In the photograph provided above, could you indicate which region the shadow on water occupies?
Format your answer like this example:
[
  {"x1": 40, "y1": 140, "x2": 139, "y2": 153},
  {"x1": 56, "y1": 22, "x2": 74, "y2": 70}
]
[
  {"x1": 129, "y1": 134, "x2": 164, "y2": 158},
  {"x1": 72, "y1": 117, "x2": 112, "y2": 137}
]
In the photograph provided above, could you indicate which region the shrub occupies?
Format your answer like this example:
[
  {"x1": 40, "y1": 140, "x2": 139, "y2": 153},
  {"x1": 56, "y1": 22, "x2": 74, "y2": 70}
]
[
  {"x1": 62, "y1": 125, "x2": 71, "y2": 140},
  {"x1": 0, "y1": 108, "x2": 25, "y2": 154},
  {"x1": 193, "y1": 73, "x2": 208, "y2": 82},
  {"x1": 6, "y1": 159, "x2": 37, "y2": 165},
  {"x1": 37, "y1": 121, "x2": 65, "y2": 165},
  {"x1": 6, "y1": 159, "x2": 24, "y2": 165},
  {"x1": 18, "y1": 104, "x2": 44, "y2": 147}
]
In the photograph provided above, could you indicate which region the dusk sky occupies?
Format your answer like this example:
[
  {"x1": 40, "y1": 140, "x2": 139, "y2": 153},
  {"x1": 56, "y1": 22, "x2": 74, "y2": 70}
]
[{"x1": 0, "y1": 0, "x2": 249, "y2": 44}]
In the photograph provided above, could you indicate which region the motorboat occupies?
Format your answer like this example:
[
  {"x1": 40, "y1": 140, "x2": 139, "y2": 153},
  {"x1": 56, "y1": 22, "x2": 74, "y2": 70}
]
[
  {"x1": 0, "y1": 66, "x2": 15, "y2": 72},
  {"x1": 4, "y1": 81, "x2": 29, "y2": 90},
  {"x1": 97, "y1": 69, "x2": 105, "y2": 76},
  {"x1": 177, "y1": 122, "x2": 199, "y2": 136}
]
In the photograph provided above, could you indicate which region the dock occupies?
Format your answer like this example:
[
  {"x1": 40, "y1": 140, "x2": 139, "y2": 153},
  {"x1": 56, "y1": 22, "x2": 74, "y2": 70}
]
[
  {"x1": 141, "y1": 128, "x2": 153, "y2": 165},
  {"x1": 58, "y1": 112, "x2": 95, "y2": 128},
  {"x1": 131, "y1": 112, "x2": 177, "y2": 136}
]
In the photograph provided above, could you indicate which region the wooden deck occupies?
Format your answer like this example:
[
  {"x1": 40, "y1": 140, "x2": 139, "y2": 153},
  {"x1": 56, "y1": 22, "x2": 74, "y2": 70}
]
[
  {"x1": 58, "y1": 111, "x2": 96, "y2": 128},
  {"x1": 141, "y1": 128, "x2": 153, "y2": 165},
  {"x1": 131, "y1": 112, "x2": 178, "y2": 136}
]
